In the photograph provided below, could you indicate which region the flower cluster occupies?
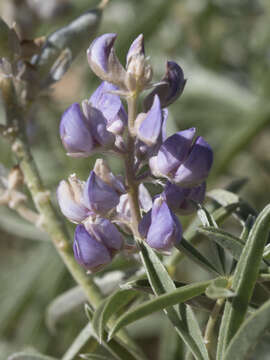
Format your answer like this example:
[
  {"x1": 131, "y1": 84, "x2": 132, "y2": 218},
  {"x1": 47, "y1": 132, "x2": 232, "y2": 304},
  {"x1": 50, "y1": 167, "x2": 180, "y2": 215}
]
[{"x1": 57, "y1": 33, "x2": 213, "y2": 272}]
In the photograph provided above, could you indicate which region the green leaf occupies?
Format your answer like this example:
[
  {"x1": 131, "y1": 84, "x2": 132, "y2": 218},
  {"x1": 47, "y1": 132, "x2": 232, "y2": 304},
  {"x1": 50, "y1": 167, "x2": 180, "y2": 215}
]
[
  {"x1": 198, "y1": 227, "x2": 244, "y2": 261},
  {"x1": 217, "y1": 204, "x2": 270, "y2": 359},
  {"x1": 62, "y1": 323, "x2": 97, "y2": 360},
  {"x1": 139, "y1": 242, "x2": 209, "y2": 360},
  {"x1": 224, "y1": 298, "x2": 270, "y2": 360},
  {"x1": 8, "y1": 353, "x2": 58, "y2": 360},
  {"x1": 46, "y1": 286, "x2": 86, "y2": 332},
  {"x1": 108, "y1": 280, "x2": 211, "y2": 339},
  {"x1": 175, "y1": 237, "x2": 222, "y2": 276},
  {"x1": 92, "y1": 289, "x2": 137, "y2": 342},
  {"x1": 205, "y1": 278, "x2": 235, "y2": 300},
  {"x1": 197, "y1": 205, "x2": 226, "y2": 274},
  {"x1": 81, "y1": 355, "x2": 113, "y2": 360}
]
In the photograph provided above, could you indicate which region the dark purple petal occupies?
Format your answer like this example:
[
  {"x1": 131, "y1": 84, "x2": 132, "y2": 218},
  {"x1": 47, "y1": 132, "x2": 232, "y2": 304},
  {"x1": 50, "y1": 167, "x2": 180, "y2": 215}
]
[
  {"x1": 83, "y1": 171, "x2": 119, "y2": 215},
  {"x1": 144, "y1": 61, "x2": 186, "y2": 110},
  {"x1": 138, "y1": 95, "x2": 162, "y2": 146},
  {"x1": 155, "y1": 128, "x2": 196, "y2": 175},
  {"x1": 146, "y1": 198, "x2": 182, "y2": 251},
  {"x1": 83, "y1": 103, "x2": 115, "y2": 147},
  {"x1": 163, "y1": 181, "x2": 206, "y2": 215},
  {"x1": 73, "y1": 224, "x2": 111, "y2": 270},
  {"x1": 126, "y1": 34, "x2": 144, "y2": 67},
  {"x1": 86, "y1": 218, "x2": 123, "y2": 252},
  {"x1": 174, "y1": 136, "x2": 213, "y2": 186},
  {"x1": 60, "y1": 103, "x2": 94, "y2": 157},
  {"x1": 138, "y1": 210, "x2": 152, "y2": 238}
]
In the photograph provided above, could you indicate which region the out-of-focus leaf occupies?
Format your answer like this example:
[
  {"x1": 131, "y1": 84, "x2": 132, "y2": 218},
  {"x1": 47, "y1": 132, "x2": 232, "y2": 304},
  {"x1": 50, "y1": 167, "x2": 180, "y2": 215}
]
[
  {"x1": 46, "y1": 286, "x2": 86, "y2": 332},
  {"x1": 139, "y1": 242, "x2": 209, "y2": 360},
  {"x1": 207, "y1": 189, "x2": 257, "y2": 223},
  {"x1": 93, "y1": 289, "x2": 137, "y2": 342},
  {"x1": 205, "y1": 278, "x2": 235, "y2": 300},
  {"x1": 8, "y1": 353, "x2": 58, "y2": 360},
  {"x1": 108, "y1": 280, "x2": 211, "y2": 339},
  {"x1": 224, "y1": 298, "x2": 270, "y2": 360},
  {"x1": 198, "y1": 227, "x2": 244, "y2": 261},
  {"x1": 217, "y1": 204, "x2": 270, "y2": 359},
  {"x1": 175, "y1": 237, "x2": 222, "y2": 276},
  {"x1": 0, "y1": 207, "x2": 49, "y2": 241},
  {"x1": 81, "y1": 355, "x2": 113, "y2": 360},
  {"x1": 62, "y1": 323, "x2": 97, "y2": 360}
]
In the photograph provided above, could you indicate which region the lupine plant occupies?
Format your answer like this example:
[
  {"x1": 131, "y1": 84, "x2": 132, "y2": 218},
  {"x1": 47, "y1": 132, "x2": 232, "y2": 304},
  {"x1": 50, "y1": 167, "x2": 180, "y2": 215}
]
[{"x1": 1, "y1": 1, "x2": 270, "y2": 360}]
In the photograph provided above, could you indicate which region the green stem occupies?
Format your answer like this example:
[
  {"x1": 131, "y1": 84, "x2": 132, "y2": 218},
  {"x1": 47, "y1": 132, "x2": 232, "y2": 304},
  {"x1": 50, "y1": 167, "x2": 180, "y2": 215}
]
[{"x1": 125, "y1": 95, "x2": 141, "y2": 238}]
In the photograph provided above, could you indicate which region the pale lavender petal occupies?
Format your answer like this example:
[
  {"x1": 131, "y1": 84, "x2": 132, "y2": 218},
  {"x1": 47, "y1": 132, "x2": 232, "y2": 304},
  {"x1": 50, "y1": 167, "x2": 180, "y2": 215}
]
[
  {"x1": 174, "y1": 137, "x2": 213, "y2": 186},
  {"x1": 83, "y1": 171, "x2": 119, "y2": 215},
  {"x1": 60, "y1": 103, "x2": 94, "y2": 157},
  {"x1": 138, "y1": 95, "x2": 162, "y2": 146},
  {"x1": 126, "y1": 34, "x2": 144, "y2": 67},
  {"x1": 138, "y1": 210, "x2": 152, "y2": 238},
  {"x1": 73, "y1": 224, "x2": 111, "y2": 270},
  {"x1": 57, "y1": 180, "x2": 89, "y2": 223},
  {"x1": 87, "y1": 33, "x2": 117, "y2": 72}
]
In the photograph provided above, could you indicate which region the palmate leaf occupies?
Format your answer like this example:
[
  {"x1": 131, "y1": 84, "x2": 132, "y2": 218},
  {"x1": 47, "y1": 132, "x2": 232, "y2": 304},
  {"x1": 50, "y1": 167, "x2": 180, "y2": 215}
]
[
  {"x1": 139, "y1": 241, "x2": 210, "y2": 360},
  {"x1": 224, "y1": 298, "x2": 270, "y2": 360},
  {"x1": 217, "y1": 204, "x2": 270, "y2": 359},
  {"x1": 108, "y1": 280, "x2": 211, "y2": 339},
  {"x1": 8, "y1": 353, "x2": 58, "y2": 360}
]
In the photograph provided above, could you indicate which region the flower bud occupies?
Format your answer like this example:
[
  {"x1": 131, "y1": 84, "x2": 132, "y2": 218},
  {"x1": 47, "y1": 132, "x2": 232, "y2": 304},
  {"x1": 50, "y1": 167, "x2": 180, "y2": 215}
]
[
  {"x1": 144, "y1": 61, "x2": 186, "y2": 111},
  {"x1": 139, "y1": 197, "x2": 182, "y2": 251},
  {"x1": 93, "y1": 158, "x2": 125, "y2": 194},
  {"x1": 137, "y1": 95, "x2": 162, "y2": 146},
  {"x1": 89, "y1": 81, "x2": 127, "y2": 135},
  {"x1": 57, "y1": 174, "x2": 90, "y2": 223},
  {"x1": 82, "y1": 171, "x2": 119, "y2": 215},
  {"x1": 73, "y1": 224, "x2": 111, "y2": 271},
  {"x1": 60, "y1": 103, "x2": 94, "y2": 157},
  {"x1": 125, "y1": 34, "x2": 152, "y2": 92},
  {"x1": 162, "y1": 181, "x2": 206, "y2": 215},
  {"x1": 87, "y1": 33, "x2": 126, "y2": 89},
  {"x1": 84, "y1": 217, "x2": 123, "y2": 253},
  {"x1": 149, "y1": 128, "x2": 213, "y2": 187}
]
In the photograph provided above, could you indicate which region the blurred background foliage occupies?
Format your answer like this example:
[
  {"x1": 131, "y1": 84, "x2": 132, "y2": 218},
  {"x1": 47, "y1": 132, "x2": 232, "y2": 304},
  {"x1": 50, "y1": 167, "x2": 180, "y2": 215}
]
[{"x1": 0, "y1": 0, "x2": 270, "y2": 359}]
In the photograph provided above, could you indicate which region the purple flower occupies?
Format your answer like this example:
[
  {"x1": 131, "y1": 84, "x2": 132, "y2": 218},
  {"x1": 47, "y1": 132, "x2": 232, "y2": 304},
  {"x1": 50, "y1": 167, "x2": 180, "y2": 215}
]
[
  {"x1": 137, "y1": 95, "x2": 162, "y2": 146},
  {"x1": 149, "y1": 128, "x2": 213, "y2": 187},
  {"x1": 87, "y1": 33, "x2": 126, "y2": 88},
  {"x1": 162, "y1": 181, "x2": 206, "y2": 215},
  {"x1": 82, "y1": 171, "x2": 119, "y2": 215},
  {"x1": 144, "y1": 61, "x2": 186, "y2": 111},
  {"x1": 57, "y1": 175, "x2": 90, "y2": 223},
  {"x1": 73, "y1": 224, "x2": 112, "y2": 271},
  {"x1": 89, "y1": 81, "x2": 127, "y2": 135},
  {"x1": 60, "y1": 103, "x2": 94, "y2": 157},
  {"x1": 139, "y1": 197, "x2": 182, "y2": 251},
  {"x1": 84, "y1": 217, "x2": 123, "y2": 253}
]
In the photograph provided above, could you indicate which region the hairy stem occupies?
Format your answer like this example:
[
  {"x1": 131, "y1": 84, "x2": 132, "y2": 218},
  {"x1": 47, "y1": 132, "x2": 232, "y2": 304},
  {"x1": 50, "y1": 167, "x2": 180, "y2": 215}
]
[{"x1": 125, "y1": 95, "x2": 141, "y2": 238}]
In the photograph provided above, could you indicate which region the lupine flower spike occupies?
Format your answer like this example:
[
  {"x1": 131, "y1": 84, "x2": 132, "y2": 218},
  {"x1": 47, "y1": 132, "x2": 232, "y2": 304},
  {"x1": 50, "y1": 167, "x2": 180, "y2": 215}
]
[{"x1": 57, "y1": 33, "x2": 213, "y2": 272}]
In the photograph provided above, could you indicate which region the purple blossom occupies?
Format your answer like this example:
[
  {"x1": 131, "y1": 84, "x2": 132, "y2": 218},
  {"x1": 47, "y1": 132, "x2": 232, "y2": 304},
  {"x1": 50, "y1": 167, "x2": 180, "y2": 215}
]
[
  {"x1": 139, "y1": 197, "x2": 182, "y2": 251},
  {"x1": 73, "y1": 224, "x2": 112, "y2": 271},
  {"x1": 82, "y1": 171, "x2": 119, "y2": 215},
  {"x1": 149, "y1": 128, "x2": 213, "y2": 187}
]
